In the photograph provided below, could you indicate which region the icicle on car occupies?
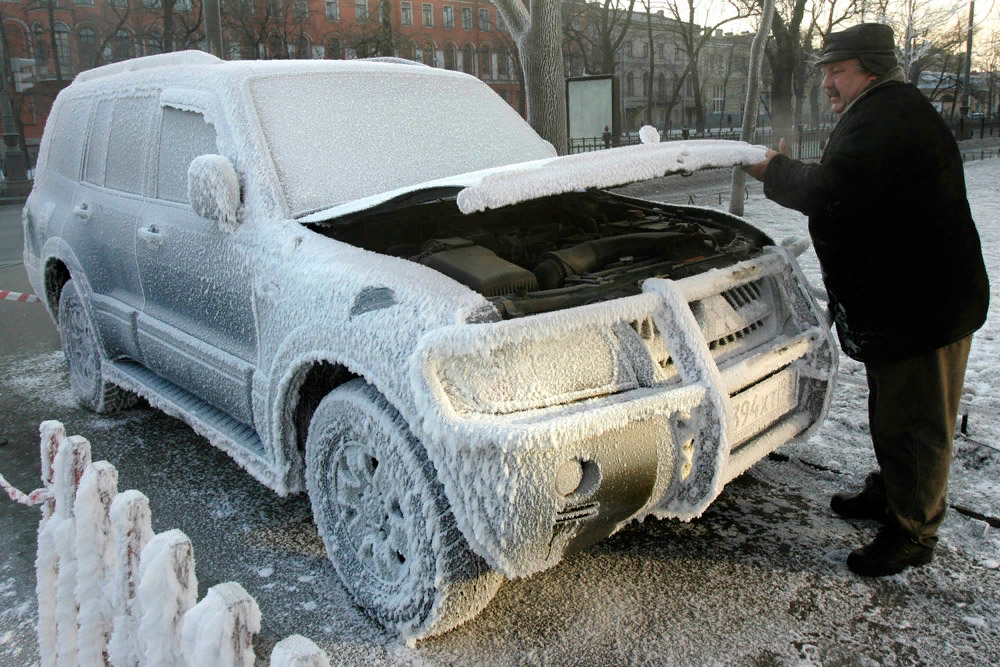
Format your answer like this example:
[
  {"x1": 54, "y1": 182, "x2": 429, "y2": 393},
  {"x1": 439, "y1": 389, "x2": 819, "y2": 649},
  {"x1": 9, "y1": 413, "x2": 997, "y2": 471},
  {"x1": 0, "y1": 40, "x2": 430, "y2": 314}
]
[{"x1": 23, "y1": 51, "x2": 838, "y2": 640}]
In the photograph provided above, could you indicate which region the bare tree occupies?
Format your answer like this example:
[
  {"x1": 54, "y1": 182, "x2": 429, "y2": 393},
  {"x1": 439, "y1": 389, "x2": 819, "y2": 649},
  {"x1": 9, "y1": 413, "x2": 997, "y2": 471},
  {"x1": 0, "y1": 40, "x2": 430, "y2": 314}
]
[
  {"x1": 659, "y1": 0, "x2": 753, "y2": 133},
  {"x1": 493, "y1": 1, "x2": 568, "y2": 154},
  {"x1": 563, "y1": 0, "x2": 637, "y2": 75}
]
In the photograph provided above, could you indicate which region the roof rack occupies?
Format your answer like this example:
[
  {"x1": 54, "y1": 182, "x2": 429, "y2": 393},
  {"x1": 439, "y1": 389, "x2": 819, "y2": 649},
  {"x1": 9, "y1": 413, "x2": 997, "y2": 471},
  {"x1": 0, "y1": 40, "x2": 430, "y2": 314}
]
[{"x1": 73, "y1": 50, "x2": 223, "y2": 84}]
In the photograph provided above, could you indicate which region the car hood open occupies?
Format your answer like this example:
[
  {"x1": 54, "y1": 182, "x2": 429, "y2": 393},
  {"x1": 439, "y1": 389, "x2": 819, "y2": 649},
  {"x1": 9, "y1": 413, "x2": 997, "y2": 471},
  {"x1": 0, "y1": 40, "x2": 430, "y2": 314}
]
[{"x1": 298, "y1": 139, "x2": 768, "y2": 223}]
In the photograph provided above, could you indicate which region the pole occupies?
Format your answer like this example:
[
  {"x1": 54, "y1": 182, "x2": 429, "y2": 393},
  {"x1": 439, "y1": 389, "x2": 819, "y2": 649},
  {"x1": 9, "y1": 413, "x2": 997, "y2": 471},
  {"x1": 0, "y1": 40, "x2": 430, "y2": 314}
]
[
  {"x1": 0, "y1": 20, "x2": 27, "y2": 195},
  {"x1": 729, "y1": 0, "x2": 775, "y2": 216},
  {"x1": 961, "y1": 1, "x2": 974, "y2": 118}
]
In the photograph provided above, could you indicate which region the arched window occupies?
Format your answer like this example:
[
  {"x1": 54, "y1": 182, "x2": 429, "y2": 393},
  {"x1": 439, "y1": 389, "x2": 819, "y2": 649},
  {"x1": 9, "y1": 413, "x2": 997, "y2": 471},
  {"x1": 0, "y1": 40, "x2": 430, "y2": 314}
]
[
  {"x1": 295, "y1": 34, "x2": 309, "y2": 59},
  {"x1": 268, "y1": 34, "x2": 286, "y2": 59},
  {"x1": 76, "y1": 28, "x2": 97, "y2": 69},
  {"x1": 325, "y1": 36, "x2": 342, "y2": 59},
  {"x1": 422, "y1": 41, "x2": 435, "y2": 67},
  {"x1": 478, "y1": 45, "x2": 491, "y2": 77},
  {"x1": 462, "y1": 44, "x2": 474, "y2": 75},
  {"x1": 399, "y1": 40, "x2": 414, "y2": 60},
  {"x1": 144, "y1": 30, "x2": 163, "y2": 56},
  {"x1": 657, "y1": 73, "x2": 666, "y2": 98},
  {"x1": 444, "y1": 43, "x2": 456, "y2": 70},
  {"x1": 111, "y1": 30, "x2": 131, "y2": 62}
]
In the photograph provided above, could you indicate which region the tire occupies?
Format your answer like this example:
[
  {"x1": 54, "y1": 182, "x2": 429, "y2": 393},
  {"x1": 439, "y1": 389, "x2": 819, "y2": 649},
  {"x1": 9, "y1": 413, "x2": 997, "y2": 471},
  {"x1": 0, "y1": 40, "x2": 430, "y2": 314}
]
[
  {"x1": 58, "y1": 280, "x2": 136, "y2": 413},
  {"x1": 305, "y1": 379, "x2": 502, "y2": 640}
]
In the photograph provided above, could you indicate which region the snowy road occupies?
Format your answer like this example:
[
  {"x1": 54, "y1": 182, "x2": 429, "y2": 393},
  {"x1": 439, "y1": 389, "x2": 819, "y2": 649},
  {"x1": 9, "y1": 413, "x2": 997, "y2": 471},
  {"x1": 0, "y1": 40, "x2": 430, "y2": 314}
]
[{"x1": 2, "y1": 159, "x2": 999, "y2": 665}]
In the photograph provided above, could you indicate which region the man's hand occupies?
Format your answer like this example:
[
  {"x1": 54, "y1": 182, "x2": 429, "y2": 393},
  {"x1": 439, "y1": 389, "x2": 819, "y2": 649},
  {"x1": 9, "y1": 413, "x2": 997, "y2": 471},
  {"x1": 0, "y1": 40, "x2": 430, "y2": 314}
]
[{"x1": 743, "y1": 137, "x2": 789, "y2": 181}]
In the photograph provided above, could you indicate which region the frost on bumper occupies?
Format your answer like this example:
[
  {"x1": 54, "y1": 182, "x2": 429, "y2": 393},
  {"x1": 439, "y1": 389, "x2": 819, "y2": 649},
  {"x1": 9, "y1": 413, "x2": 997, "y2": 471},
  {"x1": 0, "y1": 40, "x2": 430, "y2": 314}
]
[{"x1": 410, "y1": 244, "x2": 837, "y2": 578}]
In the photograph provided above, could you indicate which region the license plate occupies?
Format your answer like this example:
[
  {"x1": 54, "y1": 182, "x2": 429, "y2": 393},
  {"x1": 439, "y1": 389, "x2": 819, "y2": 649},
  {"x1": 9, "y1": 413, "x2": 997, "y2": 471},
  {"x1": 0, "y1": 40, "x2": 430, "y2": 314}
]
[{"x1": 727, "y1": 368, "x2": 799, "y2": 445}]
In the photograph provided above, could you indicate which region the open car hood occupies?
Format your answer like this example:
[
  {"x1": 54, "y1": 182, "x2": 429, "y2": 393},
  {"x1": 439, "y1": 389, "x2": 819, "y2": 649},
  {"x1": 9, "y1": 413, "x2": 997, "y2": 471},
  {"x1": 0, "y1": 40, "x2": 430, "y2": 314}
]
[{"x1": 298, "y1": 139, "x2": 767, "y2": 223}]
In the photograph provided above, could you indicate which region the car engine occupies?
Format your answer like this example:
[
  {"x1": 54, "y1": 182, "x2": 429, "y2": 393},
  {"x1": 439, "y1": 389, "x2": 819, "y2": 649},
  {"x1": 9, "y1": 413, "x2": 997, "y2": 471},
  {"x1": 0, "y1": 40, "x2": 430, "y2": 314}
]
[{"x1": 312, "y1": 189, "x2": 773, "y2": 318}]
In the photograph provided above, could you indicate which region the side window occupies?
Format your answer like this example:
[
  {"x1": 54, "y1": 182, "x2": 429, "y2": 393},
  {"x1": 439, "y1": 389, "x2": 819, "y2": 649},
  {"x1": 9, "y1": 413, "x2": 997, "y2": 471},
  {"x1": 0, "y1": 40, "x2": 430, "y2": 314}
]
[
  {"x1": 156, "y1": 107, "x2": 218, "y2": 203},
  {"x1": 105, "y1": 96, "x2": 156, "y2": 194},
  {"x1": 83, "y1": 99, "x2": 113, "y2": 186},
  {"x1": 45, "y1": 97, "x2": 92, "y2": 180}
]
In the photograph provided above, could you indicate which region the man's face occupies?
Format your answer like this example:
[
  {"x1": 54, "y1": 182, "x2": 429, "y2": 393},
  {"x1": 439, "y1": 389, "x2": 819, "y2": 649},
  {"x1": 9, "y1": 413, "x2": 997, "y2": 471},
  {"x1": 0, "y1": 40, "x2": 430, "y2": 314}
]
[{"x1": 821, "y1": 59, "x2": 878, "y2": 115}]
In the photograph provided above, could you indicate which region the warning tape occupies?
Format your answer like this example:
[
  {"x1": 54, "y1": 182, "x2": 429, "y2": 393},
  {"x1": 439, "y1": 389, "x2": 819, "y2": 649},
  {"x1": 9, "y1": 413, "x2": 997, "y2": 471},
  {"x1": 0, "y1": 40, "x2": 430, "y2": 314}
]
[
  {"x1": 0, "y1": 289, "x2": 41, "y2": 303},
  {"x1": 0, "y1": 472, "x2": 48, "y2": 507}
]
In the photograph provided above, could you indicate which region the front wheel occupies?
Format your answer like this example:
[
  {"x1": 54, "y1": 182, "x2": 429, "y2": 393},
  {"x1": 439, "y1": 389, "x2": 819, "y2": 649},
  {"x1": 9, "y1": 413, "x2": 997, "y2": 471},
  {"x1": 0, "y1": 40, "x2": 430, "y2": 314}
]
[
  {"x1": 58, "y1": 280, "x2": 136, "y2": 413},
  {"x1": 305, "y1": 379, "x2": 502, "y2": 640}
]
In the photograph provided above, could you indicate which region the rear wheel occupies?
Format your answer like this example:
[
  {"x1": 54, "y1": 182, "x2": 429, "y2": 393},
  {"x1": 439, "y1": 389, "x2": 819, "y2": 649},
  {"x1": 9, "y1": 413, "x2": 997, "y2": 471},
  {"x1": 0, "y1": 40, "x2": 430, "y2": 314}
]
[
  {"x1": 305, "y1": 379, "x2": 502, "y2": 640},
  {"x1": 58, "y1": 280, "x2": 136, "y2": 413}
]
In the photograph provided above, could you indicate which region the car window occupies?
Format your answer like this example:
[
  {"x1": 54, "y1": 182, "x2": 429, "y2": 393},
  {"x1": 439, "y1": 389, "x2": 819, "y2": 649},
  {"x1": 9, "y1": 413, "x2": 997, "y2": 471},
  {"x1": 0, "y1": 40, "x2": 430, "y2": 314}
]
[
  {"x1": 157, "y1": 108, "x2": 218, "y2": 203},
  {"x1": 83, "y1": 99, "x2": 113, "y2": 187},
  {"x1": 105, "y1": 95, "x2": 156, "y2": 194},
  {"x1": 46, "y1": 97, "x2": 91, "y2": 180}
]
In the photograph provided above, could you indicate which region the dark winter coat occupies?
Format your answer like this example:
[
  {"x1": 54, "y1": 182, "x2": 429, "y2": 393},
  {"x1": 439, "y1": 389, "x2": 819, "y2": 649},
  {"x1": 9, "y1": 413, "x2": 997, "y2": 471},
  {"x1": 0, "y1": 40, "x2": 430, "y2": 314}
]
[{"x1": 761, "y1": 80, "x2": 989, "y2": 363}]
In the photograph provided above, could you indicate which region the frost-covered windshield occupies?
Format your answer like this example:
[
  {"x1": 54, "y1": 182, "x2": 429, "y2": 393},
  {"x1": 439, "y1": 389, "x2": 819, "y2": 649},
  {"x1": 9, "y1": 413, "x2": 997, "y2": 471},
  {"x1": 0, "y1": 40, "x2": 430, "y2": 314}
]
[{"x1": 248, "y1": 69, "x2": 555, "y2": 218}]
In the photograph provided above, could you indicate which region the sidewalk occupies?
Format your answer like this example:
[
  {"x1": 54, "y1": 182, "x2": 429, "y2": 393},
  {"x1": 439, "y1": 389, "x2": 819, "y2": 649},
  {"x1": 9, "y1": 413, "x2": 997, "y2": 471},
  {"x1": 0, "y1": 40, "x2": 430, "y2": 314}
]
[{"x1": 0, "y1": 263, "x2": 59, "y2": 356}]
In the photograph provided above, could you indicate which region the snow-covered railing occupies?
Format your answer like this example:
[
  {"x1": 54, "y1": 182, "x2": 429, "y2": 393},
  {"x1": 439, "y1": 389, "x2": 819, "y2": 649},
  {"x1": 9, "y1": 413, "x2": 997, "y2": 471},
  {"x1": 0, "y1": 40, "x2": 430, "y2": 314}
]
[{"x1": 1, "y1": 420, "x2": 331, "y2": 667}]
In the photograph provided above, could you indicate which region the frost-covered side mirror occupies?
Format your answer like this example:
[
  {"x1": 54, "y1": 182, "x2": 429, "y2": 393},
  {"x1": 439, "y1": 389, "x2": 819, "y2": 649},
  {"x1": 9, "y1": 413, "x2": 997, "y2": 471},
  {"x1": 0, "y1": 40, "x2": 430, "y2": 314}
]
[{"x1": 188, "y1": 154, "x2": 241, "y2": 232}]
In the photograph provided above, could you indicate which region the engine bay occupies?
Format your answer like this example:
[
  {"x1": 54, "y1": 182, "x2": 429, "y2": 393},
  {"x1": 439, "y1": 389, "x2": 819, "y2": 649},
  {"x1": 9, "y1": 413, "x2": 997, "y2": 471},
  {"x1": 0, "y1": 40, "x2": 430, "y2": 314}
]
[{"x1": 310, "y1": 190, "x2": 773, "y2": 318}]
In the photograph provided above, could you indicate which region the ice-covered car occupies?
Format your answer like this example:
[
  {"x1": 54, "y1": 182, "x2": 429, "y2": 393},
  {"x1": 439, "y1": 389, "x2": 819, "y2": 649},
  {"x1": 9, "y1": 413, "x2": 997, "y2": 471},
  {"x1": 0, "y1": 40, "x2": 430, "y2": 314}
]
[{"x1": 23, "y1": 51, "x2": 837, "y2": 639}]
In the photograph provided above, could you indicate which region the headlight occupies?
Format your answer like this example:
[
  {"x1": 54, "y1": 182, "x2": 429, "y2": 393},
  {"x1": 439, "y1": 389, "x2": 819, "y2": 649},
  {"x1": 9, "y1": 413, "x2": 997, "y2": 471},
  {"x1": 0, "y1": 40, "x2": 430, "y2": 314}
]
[{"x1": 434, "y1": 326, "x2": 637, "y2": 415}]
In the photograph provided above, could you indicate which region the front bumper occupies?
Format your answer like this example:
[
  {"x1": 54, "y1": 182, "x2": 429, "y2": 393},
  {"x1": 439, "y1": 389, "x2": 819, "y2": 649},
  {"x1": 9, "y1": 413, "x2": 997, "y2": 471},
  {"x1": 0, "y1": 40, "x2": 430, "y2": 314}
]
[{"x1": 410, "y1": 242, "x2": 837, "y2": 578}]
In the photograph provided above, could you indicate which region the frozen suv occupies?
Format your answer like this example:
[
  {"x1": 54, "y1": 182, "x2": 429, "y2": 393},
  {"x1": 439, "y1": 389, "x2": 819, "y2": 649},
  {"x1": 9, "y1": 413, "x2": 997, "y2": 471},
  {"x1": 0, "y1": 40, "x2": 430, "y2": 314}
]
[{"x1": 23, "y1": 51, "x2": 837, "y2": 639}]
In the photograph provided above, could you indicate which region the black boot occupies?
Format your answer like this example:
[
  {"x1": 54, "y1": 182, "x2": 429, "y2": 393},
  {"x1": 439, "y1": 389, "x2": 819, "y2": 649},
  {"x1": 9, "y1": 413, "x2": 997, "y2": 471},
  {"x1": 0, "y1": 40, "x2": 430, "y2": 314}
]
[
  {"x1": 847, "y1": 527, "x2": 934, "y2": 577},
  {"x1": 830, "y1": 471, "x2": 887, "y2": 522}
]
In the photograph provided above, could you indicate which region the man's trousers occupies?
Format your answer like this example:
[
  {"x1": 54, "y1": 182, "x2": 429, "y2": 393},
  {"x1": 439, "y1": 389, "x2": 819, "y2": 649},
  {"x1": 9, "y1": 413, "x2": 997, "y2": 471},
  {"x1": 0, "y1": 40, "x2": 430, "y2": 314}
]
[{"x1": 864, "y1": 334, "x2": 973, "y2": 547}]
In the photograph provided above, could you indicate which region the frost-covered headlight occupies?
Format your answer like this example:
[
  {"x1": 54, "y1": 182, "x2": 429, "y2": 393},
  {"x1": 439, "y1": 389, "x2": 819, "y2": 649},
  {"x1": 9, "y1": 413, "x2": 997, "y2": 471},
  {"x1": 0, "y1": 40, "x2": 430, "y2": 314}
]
[{"x1": 435, "y1": 327, "x2": 637, "y2": 415}]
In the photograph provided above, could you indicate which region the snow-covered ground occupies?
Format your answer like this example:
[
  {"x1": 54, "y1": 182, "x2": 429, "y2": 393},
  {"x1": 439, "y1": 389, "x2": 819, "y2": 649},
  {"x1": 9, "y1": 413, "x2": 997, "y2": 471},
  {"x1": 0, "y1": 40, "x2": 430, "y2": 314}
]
[{"x1": 1, "y1": 157, "x2": 998, "y2": 666}]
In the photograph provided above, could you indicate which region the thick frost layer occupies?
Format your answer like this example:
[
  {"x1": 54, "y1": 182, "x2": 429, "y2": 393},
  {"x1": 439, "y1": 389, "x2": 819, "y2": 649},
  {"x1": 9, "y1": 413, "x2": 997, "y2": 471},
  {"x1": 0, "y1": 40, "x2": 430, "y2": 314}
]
[
  {"x1": 181, "y1": 582, "x2": 260, "y2": 667},
  {"x1": 107, "y1": 490, "x2": 153, "y2": 667},
  {"x1": 137, "y1": 530, "x2": 198, "y2": 667},
  {"x1": 74, "y1": 462, "x2": 119, "y2": 667},
  {"x1": 456, "y1": 140, "x2": 767, "y2": 213},
  {"x1": 269, "y1": 635, "x2": 331, "y2": 667}
]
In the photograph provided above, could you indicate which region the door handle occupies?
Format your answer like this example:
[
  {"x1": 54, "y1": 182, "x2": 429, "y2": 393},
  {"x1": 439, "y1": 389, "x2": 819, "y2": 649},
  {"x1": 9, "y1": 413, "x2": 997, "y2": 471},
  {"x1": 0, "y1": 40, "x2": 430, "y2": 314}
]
[
  {"x1": 138, "y1": 225, "x2": 163, "y2": 245},
  {"x1": 73, "y1": 203, "x2": 91, "y2": 220}
]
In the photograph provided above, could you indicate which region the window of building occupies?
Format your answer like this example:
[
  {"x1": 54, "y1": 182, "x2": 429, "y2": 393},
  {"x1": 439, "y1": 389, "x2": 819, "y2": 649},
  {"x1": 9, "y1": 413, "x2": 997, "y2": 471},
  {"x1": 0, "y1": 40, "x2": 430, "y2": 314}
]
[
  {"x1": 111, "y1": 30, "x2": 132, "y2": 62},
  {"x1": 76, "y1": 0, "x2": 95, "y2": 6},
  {"x1": 443, "y1": 5, "x2": 454, "y2": 28},
  {"x1": 657, "y1": 73, "x2": 666, "y2": 98},
  {"x1": 479, "y1": 8, "x2": 489, "y2": 30},
  {"x1": 143, "y1": 0, "x2": 160, "y2": 8},
  {"x1": 144, "y1": 30, "x2": 163, "y2": 56},
  {"x1": 176, "y1": 0, "x2": 191, "y2": 10},
  {"x1": 422, "y1": 3, "x2": 432, "y2": 26},
  {"x1": 401, "y1": 2, "x2": 412, "y2": 25},
  {"x1": 355, "y1": 0, "x2": 367, "y2": 22},
  {"x1": 157, "y1": 108, "x2": 217, "y2": 203},
  {"x1": 326, "y1": 0, "x2": 339, "y2": 21},
  {"x1": 462, "y1": 6, "x2": 472, "y2": 29},
  {"x1": 479, "y1": 45, "x2": 490, "y2": 76},
  {"x1": 444, "y1": 42, "x2": 456, "y2": 69},
  {"x1": 642, "y1": 72, "x2": 649, "y2": 97},
  {"x1": 626, "y1": 71, "x2": 634, "y2": 96},
  {"x1": 325, "y1": 36, "x2": 342, "y2": 58},
  {"x1": 422, "y1": 41, "x2": 435, "y2": 66},
  {"x1": 462, "y1": 43, "x2": 474, "y2": 74},
  {"x1": 295, "y1": 34, "x2": 309, "y2": 58},
  {"x1": 293, "y1": 0, "x2": 307, "y2": 19},
  {"x1": 268, "y1": 34, "x2": 286, "y2": 59},
  {"x1": 496, "y1": 45, "x2": 508, "y2": 78},
  {"x1": 32, "y1": 23, "x2": 47, "y2": 65},
  {"x1": 108, "y1": 0, "x2": 127, "y2": 7},
  {"x1": 54, "y1": 22, "x2": 70, "y2": 71},
  {"x1": 78, "y1": 27, "x2": 98, "y2": 69},
  {"x1": 642, "y1": 42, "x2": 648, "y2": 57},
  {"x1": 625, "y1": 41, "x2": 633, "y2": 57}
]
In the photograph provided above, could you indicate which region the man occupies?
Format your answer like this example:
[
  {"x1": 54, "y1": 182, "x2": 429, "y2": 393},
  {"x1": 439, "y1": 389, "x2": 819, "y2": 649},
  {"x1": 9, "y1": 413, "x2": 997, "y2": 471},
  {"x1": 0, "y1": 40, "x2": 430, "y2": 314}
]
[{"x1": 744, "y1": 23, "x2": 989, "y2": 577}]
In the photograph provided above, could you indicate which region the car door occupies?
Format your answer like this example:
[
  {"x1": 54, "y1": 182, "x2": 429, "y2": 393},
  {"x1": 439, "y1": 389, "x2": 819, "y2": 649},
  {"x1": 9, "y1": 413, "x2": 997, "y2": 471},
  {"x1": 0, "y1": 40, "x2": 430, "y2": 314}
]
[
  {"x1": 67, "y1": 94, "x2": 157, "y2": 361},
  {"x1": 134, "y1": 102, "x2": 258, "y2": 427}
]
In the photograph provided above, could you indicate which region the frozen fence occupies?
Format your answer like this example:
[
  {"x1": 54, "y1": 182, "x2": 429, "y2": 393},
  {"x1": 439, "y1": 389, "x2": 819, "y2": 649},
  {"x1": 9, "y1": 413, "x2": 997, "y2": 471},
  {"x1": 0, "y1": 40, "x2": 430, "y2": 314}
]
[{"x1": 0, "y1": 420, "x2": 331, "y2": 667}]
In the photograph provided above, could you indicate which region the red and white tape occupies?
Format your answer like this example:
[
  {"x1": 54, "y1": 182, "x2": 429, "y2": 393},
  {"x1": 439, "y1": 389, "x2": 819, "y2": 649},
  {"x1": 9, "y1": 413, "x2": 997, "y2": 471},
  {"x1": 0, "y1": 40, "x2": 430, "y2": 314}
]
[
  {"x1": 0, "y1": 472, "x2": 48, "y2": 507},
  {"x1": 0, "y1": 289, "x2": 41, "y2": 303}
]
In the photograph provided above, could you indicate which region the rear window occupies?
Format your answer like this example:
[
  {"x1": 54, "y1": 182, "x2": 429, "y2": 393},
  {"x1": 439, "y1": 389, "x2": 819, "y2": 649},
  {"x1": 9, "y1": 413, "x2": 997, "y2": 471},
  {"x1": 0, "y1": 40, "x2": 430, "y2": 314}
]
[{"x1": 45, "y1": 97, "x2": 92, "y2": 180}]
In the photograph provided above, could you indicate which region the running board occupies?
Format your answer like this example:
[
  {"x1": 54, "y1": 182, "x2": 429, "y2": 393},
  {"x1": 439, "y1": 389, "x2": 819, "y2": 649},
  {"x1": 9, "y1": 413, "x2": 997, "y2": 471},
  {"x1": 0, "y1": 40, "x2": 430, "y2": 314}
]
[{"x1": 104, "y1": 360, "x2": 280, "y2": 491}]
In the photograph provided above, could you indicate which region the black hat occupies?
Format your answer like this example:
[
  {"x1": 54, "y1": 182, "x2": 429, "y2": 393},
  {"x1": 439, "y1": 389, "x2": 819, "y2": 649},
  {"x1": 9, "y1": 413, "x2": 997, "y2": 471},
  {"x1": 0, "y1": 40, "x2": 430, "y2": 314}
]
[{"x1": 817, "y1": 23, "x2": 897, "y2": 74}]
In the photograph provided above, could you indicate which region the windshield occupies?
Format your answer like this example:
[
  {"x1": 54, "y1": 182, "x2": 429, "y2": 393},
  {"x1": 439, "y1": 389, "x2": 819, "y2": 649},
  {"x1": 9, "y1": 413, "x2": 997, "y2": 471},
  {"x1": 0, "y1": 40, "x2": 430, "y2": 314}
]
[{"x1": 248, "y1": 69, "x2": 555, "y2": 218}]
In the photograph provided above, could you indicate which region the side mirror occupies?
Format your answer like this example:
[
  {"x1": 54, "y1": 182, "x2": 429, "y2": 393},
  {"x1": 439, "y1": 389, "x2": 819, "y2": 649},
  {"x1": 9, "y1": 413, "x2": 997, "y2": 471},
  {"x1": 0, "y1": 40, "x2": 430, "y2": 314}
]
[{"x1": 188, "y1": 154, "x2": 241, "y2": 232}]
